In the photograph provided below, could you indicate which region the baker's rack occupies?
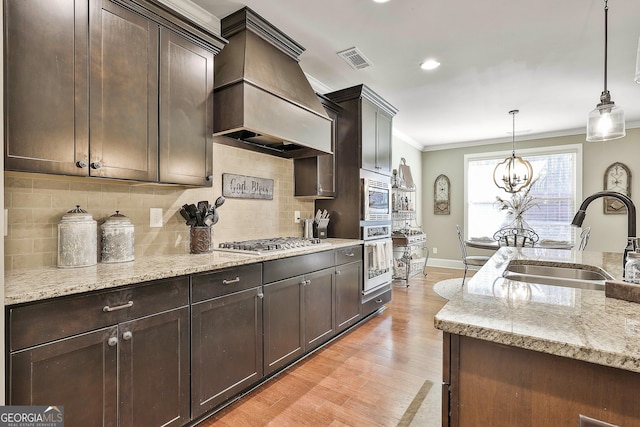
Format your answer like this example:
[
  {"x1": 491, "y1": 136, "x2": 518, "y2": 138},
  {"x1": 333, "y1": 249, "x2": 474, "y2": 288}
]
[{"x1": 391, "y1": 159, "x2": 428, "y2": 284}]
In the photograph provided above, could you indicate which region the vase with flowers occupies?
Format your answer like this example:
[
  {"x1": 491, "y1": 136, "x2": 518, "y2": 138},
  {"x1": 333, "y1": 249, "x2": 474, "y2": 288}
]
[{"x1": 494, "y1": 177, "x2": 539, "y2": 232}]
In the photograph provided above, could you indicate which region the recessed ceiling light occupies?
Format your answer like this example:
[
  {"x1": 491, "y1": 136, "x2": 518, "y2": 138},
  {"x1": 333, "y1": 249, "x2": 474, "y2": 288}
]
[
  {"x1": 373, "y1": 0, "x2": 390, "y2": 3},
  {"x1": 420, "y1": 59, "x2": 440, "y2": 71}
]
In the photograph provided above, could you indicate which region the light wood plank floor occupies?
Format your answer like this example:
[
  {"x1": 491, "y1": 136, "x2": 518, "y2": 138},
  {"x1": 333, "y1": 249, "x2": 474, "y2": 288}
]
[{"x1": 198, "y1": 267, "x2": 464, "y2": 427}]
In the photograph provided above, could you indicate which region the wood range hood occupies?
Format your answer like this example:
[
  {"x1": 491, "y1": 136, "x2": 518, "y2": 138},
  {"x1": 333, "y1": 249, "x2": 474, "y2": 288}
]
[{"x1": 212, "y1": 7, "x2": 332, "y2": 159}]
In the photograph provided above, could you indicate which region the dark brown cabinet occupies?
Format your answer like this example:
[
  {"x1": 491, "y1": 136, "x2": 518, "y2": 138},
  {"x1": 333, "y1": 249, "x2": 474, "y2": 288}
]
[
  {"x1": 191, "y1": 264, "x2": 263, "y2": 418},
  {"x1": 293, "y1": 94, "x2": 340, "y2": 198},
  {"x1": 335, "y1": 246, "x2": 363, "y2": 332},
  {"x1": 4, "y1": 0, "x2": 224, "y2": 185},
  {"x1": 89, "y1": 0, "x2": 159, "y2": 181},
  {"x1": 325, "y1": 84, "x2": 397, "y2": 177},
  {"x1": 263, "y1": 250, "x2": 335, "y2": 375},
  {"x1": 8, "y1": 277, "x2": 190, "y2": 427},
  {"x1": 4, "y1": 0, "x2": 89, "y2": 176}
]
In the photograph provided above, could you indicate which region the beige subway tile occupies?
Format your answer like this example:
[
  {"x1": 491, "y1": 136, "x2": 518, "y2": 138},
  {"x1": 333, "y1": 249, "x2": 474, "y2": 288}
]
[
  {"x1": 87, "y1": 194, "x2": 118, "y2": 210},
  {"x1": 52, "y1": 193, "x2": 89, "y2": 210},
  {"x1": 7, "y1": 208, "x2": 34, "y2": 224},
  {"x1": 11, "y1": 224, "x2": 56, "y2": 239},
  {"x1": 33, "y1": 179, "x2": 71, "y2": 192},
  {"x1": 5, "y1": 238, "x2": 34, "y2": 255},
  {"x1": 33, "y1": 237, "x2": 57, "y2": 253},
  {"x1": 12, "y1": 192, "x2": 53, "y2": 209},
  {"x1": 32, "y1": 209, "x2": 65, "y2": 224},
  {"x1": 5, "y1": 176, "x2": 33, "y2": 193},
  {"x1": 12, "y1": 252, "x2": 56, "y2": 269}
]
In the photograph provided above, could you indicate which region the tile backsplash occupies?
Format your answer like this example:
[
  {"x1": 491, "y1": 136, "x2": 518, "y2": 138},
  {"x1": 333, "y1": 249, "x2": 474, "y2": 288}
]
[{"x1": 4, "y1": 144, "x2": 316, "y2": 271}]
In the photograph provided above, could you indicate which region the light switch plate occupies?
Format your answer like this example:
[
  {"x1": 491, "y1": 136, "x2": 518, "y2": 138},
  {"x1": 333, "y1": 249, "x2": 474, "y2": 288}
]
[
  {"x1": 294, "y1": 211, "x2": 301, "y2": 223},
  {"x1": 150, "y1": 208, "x2": 163, "y2": 228}
]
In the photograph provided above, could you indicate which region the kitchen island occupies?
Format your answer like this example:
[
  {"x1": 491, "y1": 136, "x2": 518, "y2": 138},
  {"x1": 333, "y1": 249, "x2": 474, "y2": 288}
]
[{"x1": 435, "y1": 247, "x2": 640, "y2": 426}]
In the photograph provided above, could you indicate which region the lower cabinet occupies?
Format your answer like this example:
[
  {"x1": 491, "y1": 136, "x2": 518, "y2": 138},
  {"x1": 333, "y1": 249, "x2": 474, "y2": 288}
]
[
  {"x1": 335, "y1": 246, "x2": 363, "y2": 332},
  {"x1": 190, "y1": 264, "x2": 263, "y2": 418},
  {"x1": 8, "y1": 277, "x2": 190, "y2": 427},
  {"x1": 263, "y1": 266, "x2": 335, "y2": 376}
]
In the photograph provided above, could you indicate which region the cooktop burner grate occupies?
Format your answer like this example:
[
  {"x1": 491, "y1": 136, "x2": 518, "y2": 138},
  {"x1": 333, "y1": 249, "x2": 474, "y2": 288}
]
[{"x1": 214, "y1": 237, "x2": 330, "y2": 255}]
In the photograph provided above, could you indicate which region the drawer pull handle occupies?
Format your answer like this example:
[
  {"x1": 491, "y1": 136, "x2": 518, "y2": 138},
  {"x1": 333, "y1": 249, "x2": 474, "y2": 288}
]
[
  {"x1": 103, "y1": 301, "x2": 134, "y2": 312},
  {"x1": 108, "y1": 337, "x2": 118, "y2": 347},
  {"x1": 222, "y1": 277, "x2": 240, "y2": 285},
  {"x1": 345, "y1": 253, "x2": 355, "y2": 257},
  {"x1": 122, "y1": 331, "x2": 132, "y2": 341}
]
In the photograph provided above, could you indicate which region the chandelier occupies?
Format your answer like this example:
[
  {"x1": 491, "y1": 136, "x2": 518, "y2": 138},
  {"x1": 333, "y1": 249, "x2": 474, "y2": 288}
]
[
  {"x1": 586, "y1": 0, "x2": 625, "y2": 142},
  {"x1": 493, "y1": 110, "x2": 533, "y2": 193}
]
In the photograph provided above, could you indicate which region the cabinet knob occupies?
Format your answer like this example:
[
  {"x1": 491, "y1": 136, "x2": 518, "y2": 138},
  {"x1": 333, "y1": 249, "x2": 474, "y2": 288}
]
[
  {"x1": 122, "y1": 331, "x2": 132, "y2": 341},
  {"x1": 108, "y1": 336, "x2": 118, "y2": 347},
  {"x1": 90, "y1": 161, "x2": 102, "y2": 169},
  {"x1": 257, "y1": 291, "x2": 264, "y2": 299},
  {"x1": 206, "y1": 175, "x2": 213, "y2": 182},
  {"x1": 76, "y1": 160, "x2": 88, "y2": 169},
  {"x1": 336, "y1": 270, "x2": 341, "y2": 275}
]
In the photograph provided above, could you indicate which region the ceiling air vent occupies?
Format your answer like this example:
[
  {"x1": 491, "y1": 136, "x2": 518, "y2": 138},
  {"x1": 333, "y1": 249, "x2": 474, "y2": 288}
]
[{"x1": 337, "y1": 47, "x2": 373, "y2": 70}]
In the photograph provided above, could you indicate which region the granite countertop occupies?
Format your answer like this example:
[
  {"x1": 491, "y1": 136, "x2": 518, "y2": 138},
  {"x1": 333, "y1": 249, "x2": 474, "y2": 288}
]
[
  {"x1": 434, "y1": 247, "x2": 640, "y2": 374},
  {"x1": 4, "y1": 238, "x2": 362, "y2": 306}
]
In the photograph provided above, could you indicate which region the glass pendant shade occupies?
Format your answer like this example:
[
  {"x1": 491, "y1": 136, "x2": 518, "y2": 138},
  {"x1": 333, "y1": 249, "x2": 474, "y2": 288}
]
[
  {"x1": 493, "y1": 154, "x2": 533, "y2": 193},
  {"x1": 586, "y1": 95, "x2": 625, "y2": 142}
]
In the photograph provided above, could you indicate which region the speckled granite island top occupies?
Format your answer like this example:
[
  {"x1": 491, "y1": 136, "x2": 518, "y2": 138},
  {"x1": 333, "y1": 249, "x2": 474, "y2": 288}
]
[
  {"x1": 4, "y1": 239, "x2": 362, "y2": 306},
  {"x1": 434, "y1": 247, "x2": 640, "y2": 374}
]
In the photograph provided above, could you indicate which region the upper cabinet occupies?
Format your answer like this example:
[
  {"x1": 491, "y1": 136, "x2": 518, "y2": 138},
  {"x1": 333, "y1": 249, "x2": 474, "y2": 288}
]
[
  {"x1": 325, "y1": 84, "x2": 397, "y2": 176},
  {"x1": 4, "y1": 0, "x2": 226, "y2": 186},
  {"x1": 293, "y1": 94, "x2": 340, "y2": 198}
]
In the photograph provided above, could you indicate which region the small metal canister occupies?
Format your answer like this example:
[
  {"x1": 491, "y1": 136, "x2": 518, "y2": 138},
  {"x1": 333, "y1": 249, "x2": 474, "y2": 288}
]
[
  {"x1": 101, "y1": 211, "x2": 135, "y2": 263},
  {"x1": 57, "y1": 205, "x2": 97, "y2": 268}
]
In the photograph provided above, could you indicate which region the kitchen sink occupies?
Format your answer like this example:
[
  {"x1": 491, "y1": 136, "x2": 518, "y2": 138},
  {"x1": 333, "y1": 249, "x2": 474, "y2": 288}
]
[{"x1": 502, "y1": 261, "x2": 613, "y2": 290}]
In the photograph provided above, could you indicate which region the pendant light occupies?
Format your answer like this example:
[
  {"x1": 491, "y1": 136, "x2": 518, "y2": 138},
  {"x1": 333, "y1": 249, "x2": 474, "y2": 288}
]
[
  {"x1": 493, "y1": 110, "x2": 533, "y2": 193},
  {"x1": 586, "y1": 0, "x2": 625, "y2": 142}
]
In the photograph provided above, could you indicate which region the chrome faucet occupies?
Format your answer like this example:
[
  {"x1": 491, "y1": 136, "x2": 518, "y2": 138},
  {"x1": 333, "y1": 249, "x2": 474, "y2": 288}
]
[{"x1": 571, "y1": 190, "x2": 637, "y2": 276}]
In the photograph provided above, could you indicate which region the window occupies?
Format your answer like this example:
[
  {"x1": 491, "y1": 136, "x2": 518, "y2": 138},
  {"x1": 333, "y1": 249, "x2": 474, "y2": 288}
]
[{"x1": 464, "y1": 144, "x2": 582, "y2": 244}]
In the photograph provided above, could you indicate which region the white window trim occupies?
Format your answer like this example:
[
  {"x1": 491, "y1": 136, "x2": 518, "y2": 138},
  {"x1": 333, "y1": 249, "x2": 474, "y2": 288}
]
[{"x1": 463, "y1": 143, "x2": 583, "y2": 241}]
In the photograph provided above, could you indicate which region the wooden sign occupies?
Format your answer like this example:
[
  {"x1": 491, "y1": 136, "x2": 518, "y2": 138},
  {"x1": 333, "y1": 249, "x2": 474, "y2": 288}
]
[{"x1": 222, "y1": 173, "x2": 274, "y2": 200}]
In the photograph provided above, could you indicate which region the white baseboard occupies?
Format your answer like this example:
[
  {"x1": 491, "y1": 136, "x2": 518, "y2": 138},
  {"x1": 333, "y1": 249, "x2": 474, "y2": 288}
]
[{"x1": 426, "y1": 258, "x2": 464, "y2": 269}]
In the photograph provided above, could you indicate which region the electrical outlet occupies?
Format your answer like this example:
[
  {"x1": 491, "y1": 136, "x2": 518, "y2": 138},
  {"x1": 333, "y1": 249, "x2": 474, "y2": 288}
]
[
  {"x1": 294, "y1": 211, "x2": 301, "y2": 223},
  {"x1": 150, "y1": 208, "x2": 163, "y2": 228},
  {"x1": 432, "y1": 247, "x2": 438, "y2": 254}
]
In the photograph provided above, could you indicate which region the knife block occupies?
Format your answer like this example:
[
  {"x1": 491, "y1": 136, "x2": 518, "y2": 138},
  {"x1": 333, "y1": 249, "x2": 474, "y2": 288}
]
[{"x1": 313, "y1": 220, "x2": 329, "y2": 239}]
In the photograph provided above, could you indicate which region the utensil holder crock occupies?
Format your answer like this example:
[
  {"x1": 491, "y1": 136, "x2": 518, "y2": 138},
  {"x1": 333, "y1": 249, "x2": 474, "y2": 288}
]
[{"x1": 190, "y1": 226, "x2": 213, "y2": 254}]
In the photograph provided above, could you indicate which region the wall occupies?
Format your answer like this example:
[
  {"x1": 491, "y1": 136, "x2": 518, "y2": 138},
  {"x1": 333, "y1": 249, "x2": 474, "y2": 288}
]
[
  {"x1": 4, "y1": 144, "x2": 315, "y2": 271},
  {"x1": 422, "y1": 128, "x2": 640, "y2": 265}
]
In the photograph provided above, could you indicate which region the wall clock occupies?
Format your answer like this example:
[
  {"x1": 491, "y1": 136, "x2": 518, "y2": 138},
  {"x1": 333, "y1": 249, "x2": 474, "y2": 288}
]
[
  {"x1": 603, "y1": 162, "x2": 631, "y2": 214},
  {"x1": 434, "y1": 174, "x2": 450, "y2": 215}
]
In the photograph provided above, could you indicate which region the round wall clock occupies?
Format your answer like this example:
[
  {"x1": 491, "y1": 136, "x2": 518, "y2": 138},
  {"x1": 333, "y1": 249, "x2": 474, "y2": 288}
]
[
  {"x1": 603, "y1": 162, "x2": 631, "y2": 214},
  {"x1": 434, "y1": 174, "x2": 450, "y2": 215}
]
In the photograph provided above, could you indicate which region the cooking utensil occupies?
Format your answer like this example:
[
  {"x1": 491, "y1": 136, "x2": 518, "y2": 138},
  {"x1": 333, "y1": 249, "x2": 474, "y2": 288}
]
[{"x1": 214, "y1": 196, "x2": 225, "y2": 208}]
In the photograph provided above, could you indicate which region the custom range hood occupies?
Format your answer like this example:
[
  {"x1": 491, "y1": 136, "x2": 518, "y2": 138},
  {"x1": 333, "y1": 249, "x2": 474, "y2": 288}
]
[{"x1": 213, "y1": 7, "x2": 332, "y2": 158}]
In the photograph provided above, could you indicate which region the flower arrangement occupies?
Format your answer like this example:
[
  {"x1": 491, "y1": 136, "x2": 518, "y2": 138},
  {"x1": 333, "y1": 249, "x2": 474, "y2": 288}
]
[{"x1": 494, "y1": 177, "x2": 539, "y2": 230}]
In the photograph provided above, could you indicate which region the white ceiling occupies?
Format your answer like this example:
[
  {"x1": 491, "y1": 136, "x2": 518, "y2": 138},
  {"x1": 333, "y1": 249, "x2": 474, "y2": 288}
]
[{"x1": 188, "y1": 0, "x2": 640, "y2": 150}]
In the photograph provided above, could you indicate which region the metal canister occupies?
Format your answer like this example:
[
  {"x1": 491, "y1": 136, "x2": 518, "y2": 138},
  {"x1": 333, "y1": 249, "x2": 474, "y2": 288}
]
[
  {"x1": 101, "y1": 211, "x2": 135, "y2": 263},
  {"x1": 57, "y1": 205, "x2": 97, "y2": 268}
]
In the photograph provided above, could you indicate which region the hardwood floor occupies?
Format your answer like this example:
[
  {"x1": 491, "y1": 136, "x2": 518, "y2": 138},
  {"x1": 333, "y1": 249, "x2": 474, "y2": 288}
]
[{"x1": 198, "y1": 267, "x2": 464, "y2": 427}]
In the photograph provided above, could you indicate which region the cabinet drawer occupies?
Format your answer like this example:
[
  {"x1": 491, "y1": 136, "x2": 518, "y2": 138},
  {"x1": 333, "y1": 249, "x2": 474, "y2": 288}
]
[
  {"x1": 191, "y1": 263, "x2": 262, "y2": 303},
  {"x1": 335, "y1": 245, "x2": 362, "y2": 265},
  {"x1": 361, "y1": 285, "x2": 392, "y2": 317},
  {"x1": 264, "y1": 250, "x2": 334, "y2": 283},
  {"x1": 9, "y1": 277, "x2": 189, "y2": 351}
]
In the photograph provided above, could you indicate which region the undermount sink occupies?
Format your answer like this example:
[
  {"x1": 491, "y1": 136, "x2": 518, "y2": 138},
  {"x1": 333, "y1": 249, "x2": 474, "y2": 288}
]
[{"x1": 502, "y1": 260, "x2": 613, "y2": 290}]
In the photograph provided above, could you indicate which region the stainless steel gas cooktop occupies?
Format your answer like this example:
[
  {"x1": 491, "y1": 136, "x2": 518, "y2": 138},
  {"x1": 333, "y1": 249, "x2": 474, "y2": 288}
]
[{"x1": 214, "y1": 237, "x2": 331, "y2": 255}]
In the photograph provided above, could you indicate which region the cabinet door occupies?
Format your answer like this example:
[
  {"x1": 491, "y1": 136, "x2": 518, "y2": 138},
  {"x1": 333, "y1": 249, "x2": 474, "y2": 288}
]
[
  {"x1": 263, "y1": 276, "x2": 305, "y2": 376},
  {"x1": 4, "y1": 0, "x2": 89, "y2": 175},
  {"x1": 376, "y1": 111, "x2": 393, "y2": 174},
  {"x1": 118, "y1": 307, "x2": 190, "y2": 427},
  {"x1": 335, "y1": 261, "x2": 362, "y2": 332},
  {"x1": 361, "y1": 99, "x2": 378, "y2": 172},
  {"x1": 191, "y1": 287, "x2": 263, "y2": 418},
  {"x1": 10, "y1": 327, "x2": 118, "y2": 427},
  {"x1": 304, "y1": 267, "x2": 336, "y2": 351},
  {"x1": 159, "y1": 28, "x2": 214, "y2": 186},
  {"x1": 89, "y1": 0, "x2": 159, "y2": 181}
]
